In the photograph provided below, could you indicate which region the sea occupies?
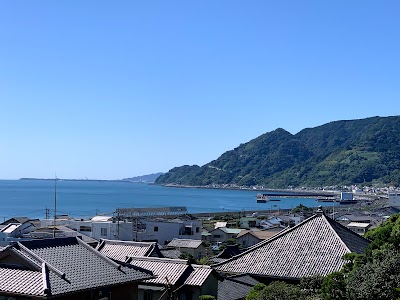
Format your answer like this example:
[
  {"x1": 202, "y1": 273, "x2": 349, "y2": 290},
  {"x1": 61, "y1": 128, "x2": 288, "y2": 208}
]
[{"x1": 0, "y1": 180, "x2": 327, "y2": 220}]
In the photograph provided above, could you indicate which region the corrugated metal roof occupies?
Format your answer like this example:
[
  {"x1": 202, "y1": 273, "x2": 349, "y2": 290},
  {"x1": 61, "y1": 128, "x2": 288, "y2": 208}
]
[
  {"x1": 128, "y1": 257, "x2": 189, "y2": 285},
  {"x1": 96, "y1": 239, "x2": 159, "y2": 261},
  {"x1": 167, "y1": 239, "x2": 203, "y2": 249},
  {"x1": 214, "y1": 214, "x2": 370, "y2": 279},
  {"x1": 184, "y1": 265, "x2": 213, "y2": 286}
]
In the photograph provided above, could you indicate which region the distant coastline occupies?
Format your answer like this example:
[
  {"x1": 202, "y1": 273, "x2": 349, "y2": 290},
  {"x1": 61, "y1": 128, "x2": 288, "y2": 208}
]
[{"x1": 19, "y1": 178, "x2": 131, "y2": 183}]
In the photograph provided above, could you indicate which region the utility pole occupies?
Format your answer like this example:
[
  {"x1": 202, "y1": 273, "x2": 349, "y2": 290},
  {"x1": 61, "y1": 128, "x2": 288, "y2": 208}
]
[
  {"x1": 117, "y1": 210, "x2": 120, "y2": 240},
  {"x1": 53, "y1": 176, "x2": 57, "y2": 238},
  {"x1": 45, "y1": 207, "x2": 50, "y2": 219}
]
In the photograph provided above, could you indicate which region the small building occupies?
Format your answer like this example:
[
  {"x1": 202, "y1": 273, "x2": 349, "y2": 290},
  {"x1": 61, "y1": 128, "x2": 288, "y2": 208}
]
[
  {"x1": 0, "y1": 217, "x2": 38, "y2": 245},
  {"x1": 127, "y1": 257, "x2": 220, "y2": 300},
  {"x1": 239, "y1": 217, "x2": 260, "y2": 229},
  {"x1": 202, "y1": 230, "x2": 213, "y2": 244},
  {"x1": 209, "y1": 227, "x2": 242, "y2": 244},
  {"x1": 214, "y1": 221, "x2": 228, "y2": 229},
  {"x1": 96, "y1": 239, "x2": 163, "y2": 261},
  {"x1": 56, "y1": 217, "x2": 202, "y2": 245},
  {"x1": 388, "y1": 192, "x2": 400, "y2": 207},
  {"x1": 346, "y1": 222, "x2": 372, "y2": 235},
  {"x1": 166, "y1": 238, "x2": 210, "y2": 259},
  {"x1": 336, "y1": 214, "x2": 372, "y2": 224},
  {"x1": 236, "y1": 229, "x2": 281, "y2": 248}
]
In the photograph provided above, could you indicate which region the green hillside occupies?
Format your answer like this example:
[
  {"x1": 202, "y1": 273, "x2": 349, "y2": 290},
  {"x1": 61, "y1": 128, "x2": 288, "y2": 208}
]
[{"x1": 156, "y1": 116, "x2": 400, "y2": 188}]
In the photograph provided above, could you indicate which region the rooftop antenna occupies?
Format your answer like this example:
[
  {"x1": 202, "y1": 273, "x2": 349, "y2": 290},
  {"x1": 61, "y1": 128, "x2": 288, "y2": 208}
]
[{"x1": 53, "y1": 174, "x2": 57, "y2": 238}]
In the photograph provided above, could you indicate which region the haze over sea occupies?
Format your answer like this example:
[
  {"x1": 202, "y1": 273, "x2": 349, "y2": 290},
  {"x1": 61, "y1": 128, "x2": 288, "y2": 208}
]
[{"x1": 0, "y1": 180, "x2": 328, "y2": 221}]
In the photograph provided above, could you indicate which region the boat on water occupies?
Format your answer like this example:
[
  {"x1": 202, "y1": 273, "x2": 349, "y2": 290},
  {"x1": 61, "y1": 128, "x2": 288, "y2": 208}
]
[{"x1": 256, "y1": 193, "x2": 269, "y2": 203}]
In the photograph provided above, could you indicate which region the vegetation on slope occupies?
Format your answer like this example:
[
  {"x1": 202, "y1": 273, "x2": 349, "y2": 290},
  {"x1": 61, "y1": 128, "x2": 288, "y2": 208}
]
[{"x1": 156, "y1": 116, "x2": 400, "y2": 188}]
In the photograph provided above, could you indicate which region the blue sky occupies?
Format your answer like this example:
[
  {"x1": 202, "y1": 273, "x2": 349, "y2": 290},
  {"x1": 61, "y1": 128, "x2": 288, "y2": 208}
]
[{"x1": 0, "y1": 1, "x2": 399, "y2": 180}]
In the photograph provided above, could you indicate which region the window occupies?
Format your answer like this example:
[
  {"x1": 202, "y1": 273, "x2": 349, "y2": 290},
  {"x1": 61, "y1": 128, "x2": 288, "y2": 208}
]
[
  {"x1": 144, "y1": 291, "x2": 153, "y2": 300},
  {"x1": 214, "y1": 234, "x2": 221, "y2": 238},
  {"x1": 154, "y1": 226, "x2": 158, "y2": 232},
  {"x1": 79, "y1": 226, "x2": 92, "y2": 232},
  {"x1": 196, "y1": 227, "x2": 200, "y2": 233},
  {"x1": 101, "y1": 228, "x2": 108, "y2": 236}
]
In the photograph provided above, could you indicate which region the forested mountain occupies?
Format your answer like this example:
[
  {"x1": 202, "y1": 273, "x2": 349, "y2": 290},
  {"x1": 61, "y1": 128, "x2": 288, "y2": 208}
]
[
  {"x1": 123, "y1": 172, "x2": 164, "y2": 183},
  {"x1": 156, "y1": 116, "x2": 400, "y2": 188}
]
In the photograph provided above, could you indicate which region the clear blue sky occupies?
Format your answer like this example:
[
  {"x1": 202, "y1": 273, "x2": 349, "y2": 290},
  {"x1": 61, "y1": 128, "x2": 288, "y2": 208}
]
[{"x1": 0, "y1": 1, "x2": 399, "y2": 180}]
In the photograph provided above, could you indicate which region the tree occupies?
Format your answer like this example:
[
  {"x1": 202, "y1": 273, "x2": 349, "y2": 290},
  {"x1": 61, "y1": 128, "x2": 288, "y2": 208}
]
[
  {"x1": 320, "y1": 272, "x2": 347, "y2": 300},
  {"x1": 346, "y1": 250, "x2": 400, "y2": 300},
  {"x1": 246, "y1": 281, "x2": 304, "y2": 300}
]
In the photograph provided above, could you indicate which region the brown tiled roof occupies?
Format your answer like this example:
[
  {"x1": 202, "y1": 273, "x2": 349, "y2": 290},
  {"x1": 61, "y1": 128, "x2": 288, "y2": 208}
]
[
  {"x1": 96, "y1": 239, "x2": 162, "y2": 261},
  {"x1": 0, "y1": 237, "x2": 153, "y2": 298},
  {"x1": 214, "y1": 214, "x2": 370, "y2": 279}
]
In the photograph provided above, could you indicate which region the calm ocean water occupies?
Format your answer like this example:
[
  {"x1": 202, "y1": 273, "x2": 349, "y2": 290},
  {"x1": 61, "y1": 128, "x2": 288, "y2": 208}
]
[{"x1": 0, "y1": 180, "x2": 326, "y2": 220}]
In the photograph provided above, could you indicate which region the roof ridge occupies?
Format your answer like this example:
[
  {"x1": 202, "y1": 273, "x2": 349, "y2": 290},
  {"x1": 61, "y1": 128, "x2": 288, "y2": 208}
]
[
  {"x1": 322, "y1": 214, "x2": 370, "y2": 251},
  {"x1": 41, "y1": 262, "x2": 51, "y2": 297},
  {"x1": 17, "y1": 242, "x2": 67, "y2": 280},
  {"x1": 212, "y1": 215, "x2": 319, "y2": 267},
  {"x1": 191, "y1": 264, "x2": 211, "y2": 269},
  {"x1": 9, "y1": 248, "x2": 42, "y2": 272},
  {"x1": 128, "y1": 256, "x2": 188, "y2": 264},
  {"x1": 76, "y1": 237, "x2": 123, "y2": 271},
  {"x1": 100, "y1": 238, "x2": 156, "y2": 246}
]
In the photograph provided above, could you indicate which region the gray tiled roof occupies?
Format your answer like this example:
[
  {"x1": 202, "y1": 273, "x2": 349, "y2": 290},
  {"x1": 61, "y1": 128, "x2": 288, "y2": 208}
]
[
  {"x1": 128, "y1": 257, "x2": 190, "y2": 285},
  {"x1": 184, "y1": 265, "x2": 214, "y2": 286},
  {"x1": 0, "y1": 268, "x2": 43, "y2": 297},
  {"x1": 214, "y1": 214, "x2": 370, "y2": 279},
  {"x1": 96, "y1": 239, "x2": 162, "y2": 261},
  {"x1": 167, "y1": 238, "x2": 203, "y2": 249},
  {"x1": 218, "y1": 274, "x2": 260, "y2": 300},
  {"x1": 128, "y1": 257, "x2": 216, "y2": 287},
  {"x1": 160, "y1": 248, "x2": 182, "y2": 259},
  {"x1": 0, "y1": 237, "x2": 153, "y2": 298}
]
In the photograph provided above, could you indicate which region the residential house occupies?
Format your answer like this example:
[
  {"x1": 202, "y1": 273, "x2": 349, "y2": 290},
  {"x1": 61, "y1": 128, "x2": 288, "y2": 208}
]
[
  {"x1": 346, "y1": 222, "x2": 372, "y2": 235},
  {"x1": 236, "y1": 228, "x2": 281, "y2": 248},
  {"x1": 214, "y1": 209, "x2": 370, "y2": 282},
  {"x1": 23, "y1": 225, "x2": 98, "y2": 247},
  {"x1": 96, "y1": 239, "x2": 163, "y2": 261},
  {"x1": 0, "y1": 217, "x2": 38, "y2": 245},
  {"x1": 0, "y1": 237, "x2": 153, "y2": 299},
  {"x1": 54, "y1": 216, "x2": 202, "y2": 245},
  {"x1": 127, "y1": 257, "x2": 220, "y2": 300},
  {"x1": 166, "y1": 239, "x2": 211, "y2": 259},
  {"x1": 239, "y1": 217, "x2": 260, "y2": 229},
  {"x1": 201, "y1": 230, "x2": 213, "y2": 244},
  {"x1": 209, "y1": 227, "x2": 242, "y2": 244},
  {"x1": 335, "y1": 214, "x2": 372, "y2": 224}
]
